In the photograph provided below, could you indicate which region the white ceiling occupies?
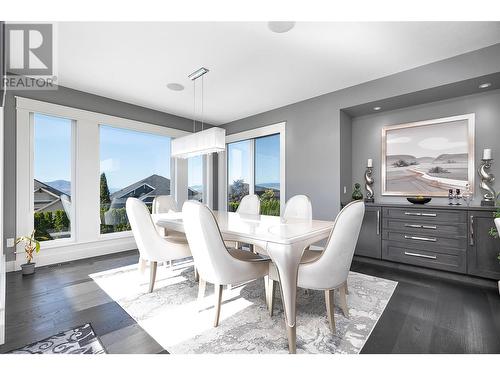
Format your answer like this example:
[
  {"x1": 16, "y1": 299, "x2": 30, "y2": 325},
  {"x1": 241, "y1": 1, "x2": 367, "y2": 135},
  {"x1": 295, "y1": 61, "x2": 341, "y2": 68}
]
[{"x1": 56, "y1": 22, "x2": 500, "y2": 125}]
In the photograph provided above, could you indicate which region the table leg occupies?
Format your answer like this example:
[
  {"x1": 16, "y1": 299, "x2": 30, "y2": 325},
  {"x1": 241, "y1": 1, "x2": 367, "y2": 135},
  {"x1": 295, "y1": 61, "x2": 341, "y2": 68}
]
[{"x1": 266, "y1": 242, "x2": 305, "y2": 354}]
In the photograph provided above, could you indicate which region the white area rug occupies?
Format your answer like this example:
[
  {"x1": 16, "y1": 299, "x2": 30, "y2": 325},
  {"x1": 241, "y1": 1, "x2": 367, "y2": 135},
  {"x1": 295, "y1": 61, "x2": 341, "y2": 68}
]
[{"x1": 90, "y1": 258, "x2": 397, "y2": 354}]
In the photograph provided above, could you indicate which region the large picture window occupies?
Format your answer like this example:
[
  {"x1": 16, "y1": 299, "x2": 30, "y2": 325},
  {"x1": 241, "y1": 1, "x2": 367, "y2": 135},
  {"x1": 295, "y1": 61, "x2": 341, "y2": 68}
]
[
  {"x1": 227, "y1": 133, "x2": 281, "y2": 216},
  {"x1": 33, "y1": 113, "x2": 73, "y2": 242},
  {"x1": 99, "y1": 125, "x2": 172, "y2": 234}
]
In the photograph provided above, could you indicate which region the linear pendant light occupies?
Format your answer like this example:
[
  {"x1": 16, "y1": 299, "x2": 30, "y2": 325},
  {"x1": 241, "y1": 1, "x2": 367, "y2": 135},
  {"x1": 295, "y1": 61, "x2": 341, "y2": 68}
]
[{"x1": 171, "y1": 67, "x2": 226, "y2": 158}]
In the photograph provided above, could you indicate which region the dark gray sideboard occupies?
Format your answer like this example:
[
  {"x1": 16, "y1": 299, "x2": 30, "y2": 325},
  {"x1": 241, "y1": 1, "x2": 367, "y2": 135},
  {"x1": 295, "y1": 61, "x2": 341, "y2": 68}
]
[{"x1": 354, "y1": 203, "x2": 500, "y2": 280}]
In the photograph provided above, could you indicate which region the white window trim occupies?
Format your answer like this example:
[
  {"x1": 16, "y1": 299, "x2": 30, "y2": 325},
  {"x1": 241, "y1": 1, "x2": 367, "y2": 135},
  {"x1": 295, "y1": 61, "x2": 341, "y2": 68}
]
[
  {"x1": 218, "y1": 122, "x2": 286, "y2": 214},
  {"x1": 15, "y1": 96, "x2": 191, "y2": 269},
  {"x1": 0, "y1": 105, "x2": 5, "y2": 345}
]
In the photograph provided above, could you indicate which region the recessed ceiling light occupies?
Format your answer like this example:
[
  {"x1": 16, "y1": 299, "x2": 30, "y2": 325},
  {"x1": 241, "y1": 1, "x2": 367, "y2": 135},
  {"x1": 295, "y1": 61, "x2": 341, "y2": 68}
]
[
  {"x1": 268, "y1": 21, "x2": 296, "y2": 33},
  {"x1": 479, "y1": 82, "x2": 492, "y2": 89},
  {"x1": 373, "y1": 106, "x2": 382, "y2": 111},
  {"x1": 167, "y1": 83, "x2": 184, "y2": 91}
]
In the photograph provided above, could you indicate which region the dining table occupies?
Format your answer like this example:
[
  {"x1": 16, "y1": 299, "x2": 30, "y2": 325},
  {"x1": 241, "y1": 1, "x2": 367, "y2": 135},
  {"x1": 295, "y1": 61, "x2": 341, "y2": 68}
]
[{"x1": 152, "y1": 210, "x2": 334, "y2": 354}]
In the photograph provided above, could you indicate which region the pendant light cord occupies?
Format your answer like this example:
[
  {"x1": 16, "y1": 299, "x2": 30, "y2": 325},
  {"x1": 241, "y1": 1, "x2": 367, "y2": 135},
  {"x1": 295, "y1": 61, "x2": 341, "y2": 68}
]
[
  {"x1": 193, "y1": 78, "x2": 196, "y2": 133},
  {"x1": 201, "y1": 75, "x2": 204, "y2": 131}
]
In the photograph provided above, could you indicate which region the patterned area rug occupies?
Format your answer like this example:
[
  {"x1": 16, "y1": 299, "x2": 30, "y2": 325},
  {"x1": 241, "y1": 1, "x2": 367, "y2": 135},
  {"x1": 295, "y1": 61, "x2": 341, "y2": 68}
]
[
  {"x1": 9, "y1": 323, "x2": 106, "y2": 354},
  {"x1": 90, "y1": 258, "x2": 397, "y2": 354}
]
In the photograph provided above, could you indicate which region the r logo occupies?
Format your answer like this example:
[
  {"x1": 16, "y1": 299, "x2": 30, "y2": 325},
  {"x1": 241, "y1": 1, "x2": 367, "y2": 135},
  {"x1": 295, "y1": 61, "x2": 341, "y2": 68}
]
[{"x1": 5, "y1": 24, "x2": 53, "y2": 75}]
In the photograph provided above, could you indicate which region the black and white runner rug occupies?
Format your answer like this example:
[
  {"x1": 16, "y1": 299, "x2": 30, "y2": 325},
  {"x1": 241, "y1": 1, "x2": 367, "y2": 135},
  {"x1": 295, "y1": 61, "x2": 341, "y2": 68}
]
[{"x1": 9, "y1": 323, "x2": 106, "y2": 354}]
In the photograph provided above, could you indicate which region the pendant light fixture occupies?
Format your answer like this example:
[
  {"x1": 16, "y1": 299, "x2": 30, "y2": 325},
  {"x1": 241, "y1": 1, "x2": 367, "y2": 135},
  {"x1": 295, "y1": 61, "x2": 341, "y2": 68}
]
[{"x1": 171, "y1": 67, "x2": 226, "y2": 158}]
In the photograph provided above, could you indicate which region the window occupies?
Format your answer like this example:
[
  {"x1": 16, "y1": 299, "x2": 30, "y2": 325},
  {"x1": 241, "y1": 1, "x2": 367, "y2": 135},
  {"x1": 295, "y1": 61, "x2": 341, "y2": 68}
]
[
  {"x1": 226, "y1": 133, "x2": 281, "y2": 216},
  {"x1": 255, "y1": 134, "x2": 281, "y2": 216},
  {"x1": 33, "y1": 113, "x2": 73, "y2": 242},
  {"x1": 188, "y1": 155, "x2": 204, "y2": 202},
  {"x1": 99, "y1": 125, "x2": 172, "y2": 234},
  {"x1": 227, "y1": 140, "x2": 252, "y2": 212}
]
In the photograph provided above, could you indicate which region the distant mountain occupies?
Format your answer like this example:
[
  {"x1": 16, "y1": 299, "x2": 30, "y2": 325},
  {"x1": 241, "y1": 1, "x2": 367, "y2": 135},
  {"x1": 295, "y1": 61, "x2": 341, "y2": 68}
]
[
  {"x1": 416, "y1": 157, "x2": 435, "y2": 163},
  {"x1": 387, "y1": 155, "x2": 417, "y2": 164},
  {"x1": 44, "y1": 180, "x2": 71, "y2": 195},
  {"x1": 255, "y1": 183, "x2": 280, "y2": 190},
  {"x1": 433, "y1": 153, "x2": 468, "y2": 164}
]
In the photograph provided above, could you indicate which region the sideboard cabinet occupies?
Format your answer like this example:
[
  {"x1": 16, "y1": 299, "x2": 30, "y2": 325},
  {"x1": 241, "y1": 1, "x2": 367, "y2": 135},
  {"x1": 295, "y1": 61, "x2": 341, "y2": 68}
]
[{"x1": 354, "y1": 203, "x2": 500, "y2": 280}]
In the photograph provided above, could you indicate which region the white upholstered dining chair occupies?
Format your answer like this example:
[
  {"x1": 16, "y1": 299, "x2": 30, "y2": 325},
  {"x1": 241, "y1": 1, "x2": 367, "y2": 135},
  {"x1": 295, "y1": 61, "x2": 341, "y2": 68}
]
[
  {"x1": 182, "y1": 201, "x2": 270, "y2": 327},
  {"x1": 126, "y1": 198, "x2": 191, "y2": 293},
  {"x1": 282, "y1": 194, "x2": 312, "y2": 222},
  {"x1": 237, "y1": 194, "x2": 261, "y2": 215},
  {"x1": 268, "y1": 200, "x2": 365, "y2": 332},
  {"x1": 255, "y1": 195, "x2": 313, "y2": 257},
  {"x1": 228, "y1": 194, "x2": 261, "y2": 250}
]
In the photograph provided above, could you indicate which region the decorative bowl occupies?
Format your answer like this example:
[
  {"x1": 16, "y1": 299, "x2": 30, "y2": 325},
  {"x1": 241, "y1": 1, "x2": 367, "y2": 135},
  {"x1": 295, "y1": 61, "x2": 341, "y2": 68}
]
[{"x1": 406, "y1": 197, "x2": 432, "y2": 205}]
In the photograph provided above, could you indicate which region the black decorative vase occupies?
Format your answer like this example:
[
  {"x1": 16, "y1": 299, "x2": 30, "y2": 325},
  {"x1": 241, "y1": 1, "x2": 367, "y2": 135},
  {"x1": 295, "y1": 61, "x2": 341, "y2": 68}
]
[{"x1": 352, "y1": 183, "x2": 363, "y2": 201}]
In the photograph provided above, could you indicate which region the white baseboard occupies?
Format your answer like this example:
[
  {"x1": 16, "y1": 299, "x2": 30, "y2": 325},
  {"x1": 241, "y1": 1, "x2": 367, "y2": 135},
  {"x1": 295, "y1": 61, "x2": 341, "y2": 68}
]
[{"x1": 10, "y1": 236, "x2": 137, "y2": 272}]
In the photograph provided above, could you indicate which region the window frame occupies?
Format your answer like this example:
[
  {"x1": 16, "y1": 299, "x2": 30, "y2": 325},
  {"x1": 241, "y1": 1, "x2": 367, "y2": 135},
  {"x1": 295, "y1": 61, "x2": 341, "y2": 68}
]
[
  {"x1": 218, "y1": 122, "x2": 285, "y2": 214},
  {"x1": 16, "y1": 97, "x2": 190, "y2": 268}
]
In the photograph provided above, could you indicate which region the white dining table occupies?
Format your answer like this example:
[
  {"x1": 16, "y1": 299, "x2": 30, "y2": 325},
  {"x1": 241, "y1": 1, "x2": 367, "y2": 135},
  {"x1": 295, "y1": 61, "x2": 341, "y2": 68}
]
[{"x1": 152, "y1": 210, "x2": 334, "y2": 354}]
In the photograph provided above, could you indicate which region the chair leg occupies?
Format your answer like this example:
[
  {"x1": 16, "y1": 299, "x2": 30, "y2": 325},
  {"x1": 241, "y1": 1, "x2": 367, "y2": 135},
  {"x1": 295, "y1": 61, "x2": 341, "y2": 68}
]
[
  {"x1": 325, "y1": 289, "x2": 335, "y2": 332},
  {"x1": 268, "y1": 279, "x2": 276, "y2": 317},
  {"x1": 213, "y1": 284, "x2": 223, "y2": 327},
  {"x1": 194, "y1": 267, "x2": 199, "y2": 282},
  {"x1": 339, "y1": 283, "x2": 349, "y2": 318},
  {"x1": 344, "y1": 280, "x2": 349, "y2": 295},
  {"x1": 198, "y1": 278, "x2": 206, "y2": 300},
  {"x1": 148, "y1": 261, "x2": 158, "y2": 293},
  {"x1": 138, "y1": 257, "x2": 147, "y2": 275}
]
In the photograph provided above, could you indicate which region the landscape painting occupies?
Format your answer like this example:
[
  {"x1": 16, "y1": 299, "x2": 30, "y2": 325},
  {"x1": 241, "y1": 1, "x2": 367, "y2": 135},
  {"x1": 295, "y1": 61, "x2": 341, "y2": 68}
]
[{"x1": 382, "y1": 114, "x2": 475, "y2": 197}]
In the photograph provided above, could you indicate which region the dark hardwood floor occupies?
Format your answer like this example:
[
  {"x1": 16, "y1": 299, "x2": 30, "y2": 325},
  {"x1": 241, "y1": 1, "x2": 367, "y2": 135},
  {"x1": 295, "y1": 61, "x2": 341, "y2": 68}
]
[
  {"x1": 0, "y1": 250, "x2": 165, "y2": 354},
  {"x1": 1, "y1": 250, "x2": 499, "y2": 354}
]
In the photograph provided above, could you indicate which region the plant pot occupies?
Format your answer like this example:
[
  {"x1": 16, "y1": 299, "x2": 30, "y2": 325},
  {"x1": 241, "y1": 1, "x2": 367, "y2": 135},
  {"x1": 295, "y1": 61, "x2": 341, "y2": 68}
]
[
  {"x1": 498, "y1": 280, "x2": 500, "y2": 296},
  {"x1": 21, "y1": 262, "x2": 36, "y2": 276}
]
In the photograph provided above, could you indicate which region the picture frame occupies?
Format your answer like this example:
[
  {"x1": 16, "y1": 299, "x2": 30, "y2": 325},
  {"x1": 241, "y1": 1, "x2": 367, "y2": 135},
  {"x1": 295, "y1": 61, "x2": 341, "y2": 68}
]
[{"x1": 381, "y1": 114, "x2": 475, "y2": 197}]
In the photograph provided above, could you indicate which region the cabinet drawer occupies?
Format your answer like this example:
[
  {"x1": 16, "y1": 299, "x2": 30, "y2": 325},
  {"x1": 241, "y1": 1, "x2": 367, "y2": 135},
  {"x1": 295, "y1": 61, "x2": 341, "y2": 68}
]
[
  {"x1": 383, "y1": 207, "x2": 466, "y2": 223},
  {"x1": 384, "y1": 218, "x2": 466, "y2": 238},
  {"x1": 382, "y1": 241, "x2": 466, "y2": 273},
  {"x1": 383, "y1": 230, "x2": 467, "y2": 249}
]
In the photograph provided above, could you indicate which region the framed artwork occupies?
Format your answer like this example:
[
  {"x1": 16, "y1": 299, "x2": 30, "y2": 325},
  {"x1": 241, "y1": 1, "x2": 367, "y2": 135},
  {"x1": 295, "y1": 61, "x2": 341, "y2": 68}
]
[{"x1": 381, "y1": 114, "x2": 475, "y2": 197}]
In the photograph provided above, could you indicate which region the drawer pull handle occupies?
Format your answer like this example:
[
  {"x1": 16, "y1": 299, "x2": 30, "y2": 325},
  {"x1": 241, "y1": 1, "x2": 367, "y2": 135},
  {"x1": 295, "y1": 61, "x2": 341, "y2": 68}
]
[
  {"x1": 404, "y1": 224, "x2": 422, "y2": 228},
  {"x1": 422, "y1": 225, "x2": 437, "y2": 230},
  {"x1": 404, "y1": 251, "x2": 437, "y2": 260},
  {"x1": 404, "y1": 235, "x2": 437, "y2": 242},
  {"x1": 404, "y1": 212, "x2": 437, "y2": 217}
]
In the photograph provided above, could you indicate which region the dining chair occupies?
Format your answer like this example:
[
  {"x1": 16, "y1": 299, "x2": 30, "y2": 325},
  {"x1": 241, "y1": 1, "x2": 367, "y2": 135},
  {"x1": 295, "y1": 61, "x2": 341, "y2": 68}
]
[
  {"x1": 237, "y1": 194, "x2": 261, "y2": 215},
  {"x1": 182, "y1": 200, "x2": 270, "y2": 327},
  {"x1": 268, "y1": 200, "x2": 365, "y2": 332},
  {"x1": 152, "y1": 195, "x2": 178, "y2": 214},
  {"x1": 228, "y1": 194, "x2": 261, "y2": 250},
  {"x1": 282, "y1": 194, "x2": 313, "y2": 222},
  {"x1": 126, "y1": 197, "x2": 191, "y2": 293},
  {"x1": 255, "y1": 195, "x2": 313, "y2": 257}
]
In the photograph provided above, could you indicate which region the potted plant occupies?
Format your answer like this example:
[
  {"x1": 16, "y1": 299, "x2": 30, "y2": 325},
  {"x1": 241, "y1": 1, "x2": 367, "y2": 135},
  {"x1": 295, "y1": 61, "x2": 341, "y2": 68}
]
[
  {"x1": 15, "y1": 230, "x2": 41, "y2": 276},
  {"x1": 488, "y1": 196, "x2": 500, "y2": 294}
]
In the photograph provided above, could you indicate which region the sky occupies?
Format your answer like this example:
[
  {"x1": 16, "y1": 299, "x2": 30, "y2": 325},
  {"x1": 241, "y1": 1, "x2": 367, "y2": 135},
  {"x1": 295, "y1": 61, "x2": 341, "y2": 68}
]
[
  {"x1": 34, "y1": 113, "x2": 72, "y2": 182},
  {"x1": 34, "y1": 114, "x2": 279, "y2": 191},
  {"x1": 386, "y1": 119, "x2": 468, "y2": 158},
  {"x1": 227, "y1": 134, "x2": 280, "y2": 186}
]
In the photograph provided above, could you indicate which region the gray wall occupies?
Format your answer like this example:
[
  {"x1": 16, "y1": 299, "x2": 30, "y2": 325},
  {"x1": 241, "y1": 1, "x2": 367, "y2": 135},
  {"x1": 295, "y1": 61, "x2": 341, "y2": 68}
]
[
  {"x1": 351, "y1": 89, "x2": 500, "y2": 205},
  {"x1": 222, "y1": 43, "x2": 500, "y2": 220},
  {"x1": 3, "y1": 85, "x2": 196, "y2": 260},
  {"x1": 339, "y1": 111, "x2": 352, "y2": 204}
]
